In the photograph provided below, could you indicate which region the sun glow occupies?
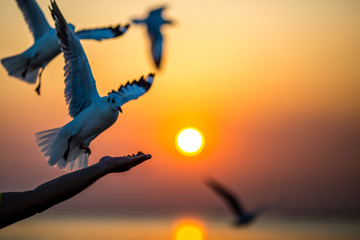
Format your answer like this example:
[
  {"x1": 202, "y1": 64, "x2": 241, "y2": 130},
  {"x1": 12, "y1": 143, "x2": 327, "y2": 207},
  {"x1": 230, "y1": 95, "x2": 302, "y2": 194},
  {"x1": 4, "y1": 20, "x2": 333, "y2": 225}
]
[
  {"x1": 175, "y1": 127, "x2": 205, "y2": 157},
  {"x1": 173, "y1": 222, "x2": 205, "y2": 240}
]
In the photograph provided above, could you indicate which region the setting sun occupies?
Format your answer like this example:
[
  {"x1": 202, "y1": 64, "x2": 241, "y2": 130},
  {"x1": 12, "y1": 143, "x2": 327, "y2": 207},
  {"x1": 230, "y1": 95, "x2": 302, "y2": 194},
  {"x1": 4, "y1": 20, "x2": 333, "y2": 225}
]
[
  {"x1": 175, "y1": 127, "x2": 205, "y2": 157},
  {"x1": 173, "y1": 222, "x2": 205, "y2": 240}
]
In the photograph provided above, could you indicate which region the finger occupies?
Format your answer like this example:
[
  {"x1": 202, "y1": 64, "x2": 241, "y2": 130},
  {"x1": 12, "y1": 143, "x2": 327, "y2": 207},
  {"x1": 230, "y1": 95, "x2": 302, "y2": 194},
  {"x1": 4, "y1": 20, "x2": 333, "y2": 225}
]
[
  {"x1": 128, "y1": 153, "x2": 152, "y2": 167},
  {"x1": 130, "y1": 153, "x2": 152, "y2": 161}
]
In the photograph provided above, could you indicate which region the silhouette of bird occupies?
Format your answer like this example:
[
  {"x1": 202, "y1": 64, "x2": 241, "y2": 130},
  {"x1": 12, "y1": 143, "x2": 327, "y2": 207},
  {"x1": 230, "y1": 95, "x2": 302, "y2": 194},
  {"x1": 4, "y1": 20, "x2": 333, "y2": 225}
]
[
  {"x1": 35, "y1": 0, "x2": 154, "y2": 171},
  {"x1": 206, "y1": 178, "x2": 268, "y2": 226},
  {"x1": 1, "y1": 0, "x2": 129, "y2": 95},
  {"x1": 132, "y1": 6, "x2": 173, "y2": 69}
]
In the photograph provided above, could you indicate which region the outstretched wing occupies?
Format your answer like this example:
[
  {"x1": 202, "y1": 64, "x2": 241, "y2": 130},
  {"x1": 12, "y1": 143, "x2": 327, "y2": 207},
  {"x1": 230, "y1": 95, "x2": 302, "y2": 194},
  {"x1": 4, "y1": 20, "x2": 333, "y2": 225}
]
[
  {"x1": 110, "y1": 73, "x2": 154, "y2": 105},
  {"x1": 148, "y1": 6, "x2": 166, "y2": 19},
  {"x1": 50, "y1": 0, "x2": 100, "y2": 118},
  {"x1": 206, "y1": 178, "x2": 245, "y2": 218},
  {"x1": 132, "y1": 18, "x2": 146, "y2": 25},
  {"x1": 16, "y1": 0, "x2": 51, "y2": 40},
  {"x1": 75, "y1": 24, "x2": 130, "y2": 41}
]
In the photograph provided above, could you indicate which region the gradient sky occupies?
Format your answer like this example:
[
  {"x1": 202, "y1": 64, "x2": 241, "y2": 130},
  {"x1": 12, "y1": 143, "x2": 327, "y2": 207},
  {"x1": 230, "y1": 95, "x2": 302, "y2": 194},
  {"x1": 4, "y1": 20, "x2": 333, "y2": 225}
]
[{"x1": 0, "y1": 0, "x2": 359, "y2": 215}]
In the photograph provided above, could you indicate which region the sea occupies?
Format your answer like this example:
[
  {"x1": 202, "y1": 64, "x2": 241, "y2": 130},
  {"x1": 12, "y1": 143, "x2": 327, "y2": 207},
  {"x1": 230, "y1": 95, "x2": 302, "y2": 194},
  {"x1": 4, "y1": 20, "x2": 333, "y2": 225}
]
[{"x1": 1, "y1": 213, "x2": 359, "y2": 240}]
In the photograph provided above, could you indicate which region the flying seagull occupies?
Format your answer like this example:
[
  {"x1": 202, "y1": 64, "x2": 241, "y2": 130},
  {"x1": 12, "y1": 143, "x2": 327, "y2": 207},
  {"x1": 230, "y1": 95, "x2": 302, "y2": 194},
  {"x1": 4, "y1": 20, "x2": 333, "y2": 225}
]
[
  {"x1": 1, "y1": 0, "x2": 130, "y2": 95},
  {"x1": 35, "y1": 0, "x2": 154, "y2": 171},
  {"x1": 132, "y1": 6, "x2": 173, "y2": 69},
  {"x1": 206, "y1": 178, "x2": 268, "y2": 226}
]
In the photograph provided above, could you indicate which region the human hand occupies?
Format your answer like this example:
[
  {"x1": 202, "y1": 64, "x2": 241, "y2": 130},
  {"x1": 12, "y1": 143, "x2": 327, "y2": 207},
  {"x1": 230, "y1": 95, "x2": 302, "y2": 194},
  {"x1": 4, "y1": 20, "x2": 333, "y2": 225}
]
[{"x1": 99, "y1": 151, "x2": 152, "y2": 173}]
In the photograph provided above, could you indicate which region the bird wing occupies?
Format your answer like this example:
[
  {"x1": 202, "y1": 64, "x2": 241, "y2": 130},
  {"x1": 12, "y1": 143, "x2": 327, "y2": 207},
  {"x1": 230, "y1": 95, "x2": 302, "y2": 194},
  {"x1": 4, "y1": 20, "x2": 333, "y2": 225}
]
[
  {"x1": 50, "y1": 0, "x2": 100, "y2": 118},
  {"x1": 132, "y1": 18, "x2": 146, "y2": 25},
  {"x1": 16, "y1": 0, "x2": 51, "y2": 40},
  {"x1": 148, "y1": 7, "x2": 165, "y2": 19},
  {"x1": 149, "y1": 33, "x2": 163, "y2": 69},
  {"x1": 206, "y1": 178, "x2": 245, "y2": 218},
  {"x1": 109, "y1": 73, "x2": 154, "y2": 105},
  {"x1": 132, "y1": 6, "x2": 165, "y2": 25},
  {"x1": 75, "y1": 24, "x2": 130, "y2": 41}
]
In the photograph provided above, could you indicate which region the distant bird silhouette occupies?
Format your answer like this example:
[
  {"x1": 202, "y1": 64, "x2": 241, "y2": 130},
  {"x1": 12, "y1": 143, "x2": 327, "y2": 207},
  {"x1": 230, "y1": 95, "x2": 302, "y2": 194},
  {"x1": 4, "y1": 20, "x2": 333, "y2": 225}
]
[
  {"x1": 1, "y1": 0, "x2": 129, "y2": 95},
  {"x1": 132, "y1": 6, "x2": 173, "y2": 69},
  {"x1": 35, "y1": 0, "x2": 154, "y2": 171},
  {"x1": 206, "y1": 178, "x2": 268, "y2": 226}
]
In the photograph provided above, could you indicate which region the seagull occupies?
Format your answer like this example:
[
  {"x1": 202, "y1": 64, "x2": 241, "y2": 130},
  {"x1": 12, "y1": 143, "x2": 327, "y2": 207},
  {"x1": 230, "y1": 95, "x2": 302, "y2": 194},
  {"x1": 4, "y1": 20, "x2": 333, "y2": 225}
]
[
  {"x1": 132, "y1": 6, "x2": 173, "y2": 69},
  {"x1": 205, "y1": 178, "x2": 268, "y2": 226},
  {"x1": 1, "y1": 0, "x2": 130, "y2": 95},
  {"x1": 35, "y1": 0, "x2": 154, "y2": 172}
]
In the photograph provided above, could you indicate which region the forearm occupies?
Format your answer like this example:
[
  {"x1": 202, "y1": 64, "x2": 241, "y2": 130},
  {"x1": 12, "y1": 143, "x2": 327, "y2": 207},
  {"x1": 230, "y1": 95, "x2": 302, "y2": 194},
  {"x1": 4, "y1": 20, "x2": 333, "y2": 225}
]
[
  {"x1": 34, "y1": 161, "x2": 110, "y2": 210},
  {"x1": 0, "y1": 161, "x2": 110, "y2": 228},
  {"x1": 0, "y1": 152, "x2": 150, "y2": 229}
]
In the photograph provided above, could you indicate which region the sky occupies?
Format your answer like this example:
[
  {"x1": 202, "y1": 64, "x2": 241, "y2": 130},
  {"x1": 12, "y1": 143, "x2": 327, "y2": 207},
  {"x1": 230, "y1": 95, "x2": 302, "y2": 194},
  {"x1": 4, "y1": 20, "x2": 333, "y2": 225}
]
[{"x1": 0, "y1": 0, "x2": 359, "y2": 216}]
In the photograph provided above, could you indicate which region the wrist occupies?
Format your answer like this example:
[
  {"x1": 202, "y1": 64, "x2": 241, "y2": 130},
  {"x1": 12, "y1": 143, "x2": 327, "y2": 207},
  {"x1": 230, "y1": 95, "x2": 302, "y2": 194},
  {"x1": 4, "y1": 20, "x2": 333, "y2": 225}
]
[{"x1": 92, "y1": 160, "x2": 111, "y2": 176}]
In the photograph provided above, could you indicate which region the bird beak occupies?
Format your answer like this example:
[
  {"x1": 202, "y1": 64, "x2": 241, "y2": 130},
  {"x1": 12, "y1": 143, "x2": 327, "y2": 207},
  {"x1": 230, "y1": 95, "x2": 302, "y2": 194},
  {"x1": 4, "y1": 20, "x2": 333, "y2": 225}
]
[{"x1": 117, "y1": 107, "x2": 122, "y2": 113}]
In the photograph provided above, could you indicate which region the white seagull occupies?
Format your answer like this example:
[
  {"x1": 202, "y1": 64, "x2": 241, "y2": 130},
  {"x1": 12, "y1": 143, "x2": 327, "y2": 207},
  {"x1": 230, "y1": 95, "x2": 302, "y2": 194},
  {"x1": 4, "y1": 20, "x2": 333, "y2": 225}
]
[
  {"x1": 1, "y1": 0, "x2": 130, "y2": 95},
  {"x1": 206, "y1": 178, "x2": 269, "y2": 226},
  {"x1": 132, "y1": 6, "x2": 173, "y2": 69},
  {"x1": 36, "y1": 0, "x2": 154, "y2": 172}
]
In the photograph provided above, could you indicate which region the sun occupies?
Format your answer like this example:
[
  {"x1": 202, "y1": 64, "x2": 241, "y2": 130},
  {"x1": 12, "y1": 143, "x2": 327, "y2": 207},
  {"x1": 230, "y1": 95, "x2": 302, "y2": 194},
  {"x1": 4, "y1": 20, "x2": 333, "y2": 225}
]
[
  {"x1": 173, "y1": 222, "x2": 205, "y2": 240},
  {"x1": 175, "y1": 127, "x2": 205, "y2": 157}
]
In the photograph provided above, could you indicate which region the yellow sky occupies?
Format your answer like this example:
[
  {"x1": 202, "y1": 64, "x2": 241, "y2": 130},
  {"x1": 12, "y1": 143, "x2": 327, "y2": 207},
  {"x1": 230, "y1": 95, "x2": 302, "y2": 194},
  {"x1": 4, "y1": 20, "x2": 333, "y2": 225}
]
[{"x1": 0, "y1": 0, "x2": 359, "y2": 214}]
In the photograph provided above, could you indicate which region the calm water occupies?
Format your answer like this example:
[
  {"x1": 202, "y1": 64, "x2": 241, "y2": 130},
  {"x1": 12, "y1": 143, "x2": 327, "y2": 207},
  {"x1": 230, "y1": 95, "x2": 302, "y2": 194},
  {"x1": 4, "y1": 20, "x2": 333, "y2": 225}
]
[{"x1": 1, "y1": 214, "x2": 359, "y2": 240}]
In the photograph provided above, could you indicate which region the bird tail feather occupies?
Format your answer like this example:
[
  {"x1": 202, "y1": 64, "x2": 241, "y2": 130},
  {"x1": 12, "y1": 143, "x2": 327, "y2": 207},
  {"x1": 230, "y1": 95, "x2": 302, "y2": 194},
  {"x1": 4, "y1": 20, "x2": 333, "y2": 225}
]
[
  {"x1": 1, "y1": 54, "x2": 39, "y2": 84},
  {"x1": 55, "y1": 148, "x2": 88, "y2": 171},
  {"x1": 35, "y1": 128, "x2": 88, "y2": 171}
]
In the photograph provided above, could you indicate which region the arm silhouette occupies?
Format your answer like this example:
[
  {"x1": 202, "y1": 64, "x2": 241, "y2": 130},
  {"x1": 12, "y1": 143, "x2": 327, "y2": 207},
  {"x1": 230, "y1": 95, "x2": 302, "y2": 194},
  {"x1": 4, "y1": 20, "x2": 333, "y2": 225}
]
[{"x1": 0, "y1": 152, "x2": 151, "y2": 229}]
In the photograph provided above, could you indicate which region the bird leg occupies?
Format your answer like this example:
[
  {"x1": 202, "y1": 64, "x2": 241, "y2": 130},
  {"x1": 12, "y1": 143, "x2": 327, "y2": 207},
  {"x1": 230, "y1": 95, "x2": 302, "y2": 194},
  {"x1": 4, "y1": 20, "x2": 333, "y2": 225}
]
[
  {"x1": 79, "y1": 144, "x2": 91, "y2": 156},
  {"x1": 21, "y1": 59, "x2": 31, "y2": 78},
  {"x1": 63, "y1": 136, "x2": 72, "y2": 161},
  {"x1": 35, "y1": 67, "x2": 44, "y2": 95}
]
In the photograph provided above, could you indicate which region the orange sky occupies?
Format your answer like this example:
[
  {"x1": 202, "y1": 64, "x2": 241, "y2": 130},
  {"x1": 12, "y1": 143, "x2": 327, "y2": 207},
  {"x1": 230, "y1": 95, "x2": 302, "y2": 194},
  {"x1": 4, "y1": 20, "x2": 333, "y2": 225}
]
[{"x1": 0, "y1": 0, "x2": 359, "y2": 215}]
